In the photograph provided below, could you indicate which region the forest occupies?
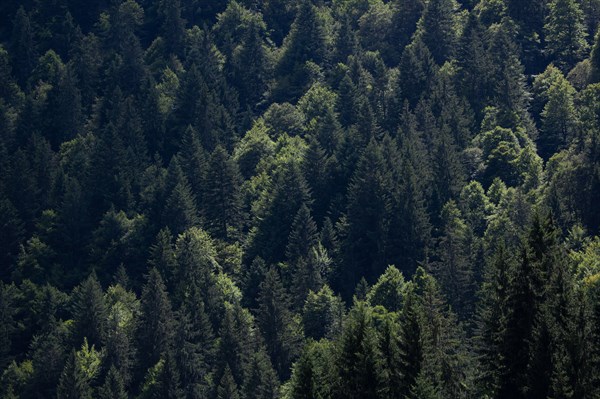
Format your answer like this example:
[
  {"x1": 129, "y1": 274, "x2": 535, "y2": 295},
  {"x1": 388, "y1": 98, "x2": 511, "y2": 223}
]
[{"x1": 1, "y1": 0, "x2": 600, "y2": 397}]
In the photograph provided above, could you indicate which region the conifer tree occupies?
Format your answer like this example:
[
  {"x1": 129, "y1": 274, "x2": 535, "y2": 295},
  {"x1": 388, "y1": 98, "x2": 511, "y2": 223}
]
[
  {"x1": 162, "y1": 168, "x2": 200, "y2": 236},
  {"x1": 432, "y1": 201, "x2": 474, "y2": 318},
  {"x1": 544, "y1": 0, "x2": 589, "y2": 71},
  {"x1": 336, "y1": 302, "x2": 384, "y2": 399},
  {"x1": 137, "y1": 268, "x2": 175, "y2": 376},
  {"x1": 590, "y1": 31, "x2": 600, "y2": 83},
  {"x1": 275, "y1": 0, "x2": 327, "y2": 102},
  {"x1": 204, "y1": 146, "x2": 243, "y2": 240},
  {"x1": 257, "y1": 267, "x2": 301, "y2": 380},
  {"x1": 417, "y1": 0, "x2": 459, "y2": 65},
  {"x1": 286, "y1": 205, "x2": 319, "y2": 282},
  {"x1": 242, "y1": 349, "x2": 280, "y2": 399},
  {"x1": 539, "y1": 75, "x2": 576, "y2": 159},
  {"x1": 218, "y1": 366, "x2": 241, "y2": 399},
  {"x1": 98, "y1": 366, "x2": 128, "y2": 399},
  {"x1": 249, "y1": 163, "x2": 312, "y2": 264},
  {"x1": 340, "y1": 139, "x2": 392, "y2": 298},
  {"x1": 10, "y1": 7, "x2": 36, "y2": 86},
  {"x1": 174, "y1": 291, "x2": 215, "y2": 397},
  {"x1": 179, "y1": 125, "x2": 208, "y2": 209},
  {"x1": 70, "y1": 273, "x2": 107, "y2": 348},
  {"x1": 148, "y1": 227, "x2": 177, "y2": 291}
]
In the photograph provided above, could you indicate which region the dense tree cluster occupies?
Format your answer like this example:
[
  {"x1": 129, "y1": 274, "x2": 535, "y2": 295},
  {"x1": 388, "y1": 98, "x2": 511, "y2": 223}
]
[{"x1": 1, "y1": 0, "x2": 600, "y2": 397}]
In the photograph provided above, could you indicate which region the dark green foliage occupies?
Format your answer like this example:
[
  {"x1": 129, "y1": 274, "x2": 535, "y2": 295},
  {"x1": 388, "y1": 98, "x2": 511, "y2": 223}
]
[
  {"x1": 544, "y1": 0, "x2": 589, "y2": 71},
  {"x1": 256, "y1": 267, "x2": 301, "y2": 380},
  {"x1": 1, "y1": 0, "x2": 600, "y2": 398},
  {"x1": 418, "y1": 0, "x2": 459, "y2": 64},
  {"x1": 70, "y1": 273, "x2": 107, "y2": 347},
  {"x1": 137, "y1": 268, "x2": 175, "y2": 376},
  {"x1": 275, "y1": 0, "x2": 327, "y2": 102},
  {"x1": 336, "y1": 302, "x2": 384, "y2": 399},
  {"x1": 204, "y1": 146, "x2": 243, "y2": 240},
  {"x1": 98, "y1": 366, "x2": 128, "y2": 399}
]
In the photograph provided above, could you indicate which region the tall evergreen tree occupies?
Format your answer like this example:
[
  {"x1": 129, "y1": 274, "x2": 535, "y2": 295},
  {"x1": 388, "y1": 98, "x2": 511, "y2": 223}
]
[
  {"x1": 336, "y1": 302, "x2": 384, "y2": 399},
  {"x1": 256, "y1": 267, "x2": 301, "y2": 380},
  {"x1": 544, "y1": 0, "x2": 589, "y2": 71},
  {"x1": 137, "y1": 268, "x2": 175, "y2": 378},
  {"x1": 70, "y1": 273, "x2": 107, "y2": 348},
  {"x1": 416, "y1": 0, "x2": 459, "y2": 64},
  {"x1": 204, "y1": 146, "x2": 243, "y2": 240}
]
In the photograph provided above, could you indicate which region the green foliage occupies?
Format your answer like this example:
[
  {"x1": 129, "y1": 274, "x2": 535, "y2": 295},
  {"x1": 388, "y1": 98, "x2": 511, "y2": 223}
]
[
  {"x1": 544, "y1": 0, "x2": 589, "y2": 71},
  {"x1": 1, "y1": 1, "x2": 600, "y2": 398}
]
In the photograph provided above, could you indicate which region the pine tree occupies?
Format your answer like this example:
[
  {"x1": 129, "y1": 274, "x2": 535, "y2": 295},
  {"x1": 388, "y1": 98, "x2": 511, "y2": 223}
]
[
  {"x1": 174, "y1": 293, "x2": 215, "y2": 397},
  {"x1": 302, "y1": 285, "x2": 344, "y2": 340},
  {"x1": 379, "y1": 315, "x2": 404, "y2": 399},
  {"x1": 232, "y1": 18, "x2": 271, "y2": 112},
  {"x1": 160, "y1": 0, "x2": 186, "y2": 56},
  {"x1": 475, "y1": 245, "x2": 511, "y2": 398},
  {"x1": 249, "y1": 163, "x2": 312, "y2": 264},
  {"x1": 399, "y1": 37, "x2": 438, "y2": 107},
  {"x1": 288, "y1": 346, "x2": 316, "y2": 399},
  {"x1": 398, "y1": 284, "x2": 423, "y2": 398},
  {"x1": 0, "y1": 282, "x2": 17, "y2": 370},
  {"x1": 0, "y1": 197, "x2": 25, "y2": 279},
  {"x1": 389, "y1": 0, "x2": 425, "y2": 63},
  {"x1": 488, "y1": 19, "x2": 531, "y2": 130},
  {"x1": 590, "y1": 31, "x2": 600, "y2": 83},
  {"x1": 57, "y1": 339, "x2": 102, "y2": 399},
  {"x1": 216, "y1": 303, "x2": 254, "y2": 386},
  {"x1": 57, "y1": 349, "x2": 93, "y2": 399},
  {"x1": 152, "y1": 351, "x2": 185, "y2": 399}
]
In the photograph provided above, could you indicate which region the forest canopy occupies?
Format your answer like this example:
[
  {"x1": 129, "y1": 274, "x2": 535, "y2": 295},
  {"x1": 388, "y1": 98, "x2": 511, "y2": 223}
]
[{"x1": 1, "y1": 0, "x2": 600, "y2": 398}]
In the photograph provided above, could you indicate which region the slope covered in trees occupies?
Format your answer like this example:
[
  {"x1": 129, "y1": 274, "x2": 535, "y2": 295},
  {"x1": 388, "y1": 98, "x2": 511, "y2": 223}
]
[{"x1": 1, "y1": 0, "x2": 600, "y2": 398}]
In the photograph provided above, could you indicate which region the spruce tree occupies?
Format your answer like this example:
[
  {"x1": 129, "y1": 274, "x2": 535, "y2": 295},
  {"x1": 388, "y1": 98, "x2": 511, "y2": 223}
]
[
  {"x1": 70, "y1": 273, "x2": 107, "y2": 348},
  {"x1": 217, "y1": 366, "x2": 241, "y2": 399},
  {"x1": 417, "y1": 0, "x2": 459, "y2": 64},
  {"x1": 340, "y1": 139, "x2": 392, "y2": 298},
  {"x1": 204, "y1": 146, "x2": 243, "y2": 240},
  {"x1": 256, "y1": 267, "x2": 301, "y2": 380},
  {"x1": 336, "y1": 302, "x2": 384, "y2": 399},
  {"x1": 137, "y1": 268, "x2": 175, "y2": 377},
  {"x1": 98, "y1": 366, "x2": 128, "y2": 399}
]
